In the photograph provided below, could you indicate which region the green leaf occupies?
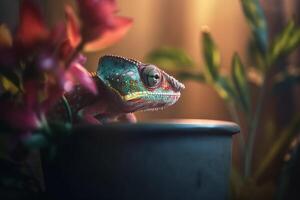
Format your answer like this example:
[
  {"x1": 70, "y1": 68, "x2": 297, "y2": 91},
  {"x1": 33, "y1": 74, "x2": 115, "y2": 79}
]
[
  {"x1": 0, "y1": 70, "x2": 22, "y2": 93},
  {"x1": 231, "y1": 53, "x2": 251, "y2": 113},
  {"x1": 214, "y1": 76, "x2": 237, "y2": 101},
  {"x1": 270, "y1": 20, "x2": 300, "y2": 64},
  {"x1": 0, "y1": 75, "x2": 20, "y2": 95},
  {"x1": 177, "y1": 71, "x2": 205, "y2": 82},
  {"x1": 202, "y1": 31, "x2": 220, "y2": 82},
  {"x1": 145, "y1": 47, "x2": 194, "y2": 71},
  {"x1": 248, "y1": 39, "x2": 267, "y2": 71},
  {"x1": 241, "y1": 0, "x2": 268, "y2": 53}
]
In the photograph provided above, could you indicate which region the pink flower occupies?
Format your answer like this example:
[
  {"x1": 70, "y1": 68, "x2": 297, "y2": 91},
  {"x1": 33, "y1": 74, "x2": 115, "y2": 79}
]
[
  {"x1": 47, "y1": 52, "x2": 97, "y2": 95},
  {"x1": 67, "y1": 60, "x2": 98, "y2": 95}
]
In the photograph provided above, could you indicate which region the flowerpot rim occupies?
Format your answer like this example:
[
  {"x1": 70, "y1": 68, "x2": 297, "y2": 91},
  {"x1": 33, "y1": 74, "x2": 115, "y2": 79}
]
[{"x1": 73, "y1": 119, "x2": 240, "y2": 137}]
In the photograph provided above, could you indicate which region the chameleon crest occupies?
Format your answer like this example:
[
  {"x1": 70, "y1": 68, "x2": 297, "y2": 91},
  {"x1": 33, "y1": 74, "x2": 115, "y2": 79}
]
[{"x1": 97, "y1": 55, "x2": 185, "y2": 112}]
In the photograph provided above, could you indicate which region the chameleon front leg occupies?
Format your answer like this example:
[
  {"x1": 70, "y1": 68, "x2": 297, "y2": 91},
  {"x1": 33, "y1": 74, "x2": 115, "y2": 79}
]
[
  {"x1": 94, "y1": 113, "x2": 137, "y2": 124},
  {"x1": 77, "y1": 100, "x2": 137, "y2": 124},
  {"x1": 117, "y1": 113, "x2": 137, "y2": 123},
  {"x1": 77, "y1": 101, "x2": 108, "y2": 124}
]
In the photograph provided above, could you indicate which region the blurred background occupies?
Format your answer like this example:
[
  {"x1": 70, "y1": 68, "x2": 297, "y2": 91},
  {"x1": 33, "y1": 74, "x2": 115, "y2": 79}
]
[
  {"x1": 0, "y1": 0, "x2": 298, "y2": 121},
  {"x1": 2, "y1": 0, "x2": 299, "y2": 159},
  {"x1": 1, "y1": 0, "x2": 300, "y2": 199},
  {"x1": 48, "y1": 0, "x2": 300, "y2": 122}
]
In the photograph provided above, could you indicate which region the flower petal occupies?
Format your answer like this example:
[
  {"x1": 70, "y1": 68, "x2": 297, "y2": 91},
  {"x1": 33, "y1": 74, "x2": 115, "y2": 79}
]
[
  {"x1": 23, "y1": 80, "x2": 39, "y2": 108},
  {"x1": 0, "y1": 102, "x2": 41, "y2": 131},
  {"x1": 76, "y1": 0, "x2": 133, "y2": 43},
  {"x1": 16, "y1": 0, "x2": 49, "y2": 47},
  {"x1": 65, "y1": 5, "x2": 82, "y2": 48},
  {"x1": 77, "y1": 0, "x2": 117, "y2": 31},
  {"x1": 9, "y1": 109, "x2": 41, "y2": 131},
  {"x1": 73, "y1": 54, "x2": 87, "y2": 65},
  {"x1": 62, "y1": 72, "x2": 75, "y2": 93},
  {"x1": 49, "y1": 22, "x2": 67, "y2": 47},
  {"x1": 0, "y1": 24, "x2": 13, "y2": 47},
  {"x1": 59, "y1": 39, "x2": 74, "y2": 60},
  {"x1": 42, "y1": 82, "x2": 64, "y2": 112},
  {"x1": 69, "y1": 63, "x2": 98, "y2": 94},
  {"x1": 84, "y1": 17, "x2": 133, "y2": 52},
  {"x1": 53, "y1": 66, "x2": 75, "y2": 92},
  {"x1": 36, "y1": 51, "x2": 58, "y2": 71}
]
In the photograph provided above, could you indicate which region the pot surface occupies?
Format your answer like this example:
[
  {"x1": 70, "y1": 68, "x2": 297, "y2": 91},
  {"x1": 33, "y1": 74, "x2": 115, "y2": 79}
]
[{"x1": 44, "y1": 119, "x2": 239, "y2": 200}]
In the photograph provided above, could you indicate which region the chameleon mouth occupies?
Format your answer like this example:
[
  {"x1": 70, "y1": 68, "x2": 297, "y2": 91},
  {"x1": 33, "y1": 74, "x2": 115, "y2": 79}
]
[
  {"x1": 108, "y1": 86, "x2": 181, "y2": 112},
  {"x1": 121, "y1": 91, "x2": 181, "y2": 112},
  {"x1": 122, "y1": 91, "x2": 181, "y2": 101}
]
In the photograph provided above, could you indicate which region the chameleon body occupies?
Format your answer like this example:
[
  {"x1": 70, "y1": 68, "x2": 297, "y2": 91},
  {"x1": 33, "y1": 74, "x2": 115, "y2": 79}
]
[{"x1": 48, "y1": 55, "x2": 185, "y2": 124}]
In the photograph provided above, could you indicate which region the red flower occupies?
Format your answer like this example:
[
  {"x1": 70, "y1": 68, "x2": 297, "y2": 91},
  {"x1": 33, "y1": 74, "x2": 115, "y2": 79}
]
[
  {"x1": 0, "y1": 0, "x2": 132, "y2": 136},
  {"x1": 0, "y1": 90, "x2": 42, "y2": 132},
  {"x1": 84, "y1": 17, "x2": 132, "y2": 51},
  {"x1": 16, "y1": 0, "x2": 49, "y2": 47},
  {"x1": 1, "y1": 105, "x2": 41, "y2": 131},
  {"x1": 77, "y1": 0, "x2": 119, "y2": 42},
  {"x1": 65, "y1": 0, "x2": 133, "y2": 51},
  {"x1": 65, "y1": 5, "x2": 81, "y2": 48}
]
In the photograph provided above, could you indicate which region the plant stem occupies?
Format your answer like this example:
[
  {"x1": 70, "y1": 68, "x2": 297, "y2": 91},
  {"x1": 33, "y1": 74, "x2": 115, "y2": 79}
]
[
  {"x1": 244, "y1": 76, "x2": 268, "y2": 177},
  {"x1": 228, "y1": 102, "x2": 245, "y2": 159},
  {"x1": 61, "y1": 95, "x2": 73, "y2": 123},
  {"x1": 253, "y1": 115, "x2": 300, "y2": 181},
  {"x1": 65, "y1": 41, "x2": 85, "y2": 68}
]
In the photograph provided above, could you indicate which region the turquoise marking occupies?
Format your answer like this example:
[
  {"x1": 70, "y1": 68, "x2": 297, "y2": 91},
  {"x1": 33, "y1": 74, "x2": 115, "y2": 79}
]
[{"x1": 97, "y1": 55, "x2": 145, "y2": 97}]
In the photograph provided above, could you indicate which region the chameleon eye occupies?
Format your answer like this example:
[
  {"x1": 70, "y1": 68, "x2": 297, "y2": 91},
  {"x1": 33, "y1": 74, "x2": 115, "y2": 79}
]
[{"x1": 141, "y1": 65, "x2": 162, "y2": 88}]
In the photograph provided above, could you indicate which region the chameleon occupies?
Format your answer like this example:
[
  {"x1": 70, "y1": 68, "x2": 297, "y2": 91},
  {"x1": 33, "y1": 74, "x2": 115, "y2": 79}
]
[{"x1": 48, "y1": 55, "x2": 185, "y2": 124}]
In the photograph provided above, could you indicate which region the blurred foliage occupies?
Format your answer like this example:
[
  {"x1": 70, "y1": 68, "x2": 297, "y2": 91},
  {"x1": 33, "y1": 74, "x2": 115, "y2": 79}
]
[
  {"x1": 202, "y1": 31, "x2": 221, "y2": 82},
  {"x1": 277, "y1": 134, "x2": 300, "y2": 199},
  {"x1": 240, "y1": 0, "x2": 268, "y2": 54},
  {"x1": 269, "y1": 20, "x2": 300, "y2": 65},
  {"x1": 145, "y1": 47, "x2": 195, "y2": 71},
  {"x1": 273, "y1": 65, "x2": 300, "y2": 92},
  {"x1": 146, "y1": 0, "x2": 300, "y2": 199},
  {"x1": 178, "y1": 71, "x2": 205, "y2": 82},
  {"x1": 202, "y1": 31, "x2": 237, "y2": 101},
  {"x1": 232, "y1": 53, "x2": 251, "y2": 114},
  {"x1": 254, "y1": 116, "x2": 300, "y2": 181}
]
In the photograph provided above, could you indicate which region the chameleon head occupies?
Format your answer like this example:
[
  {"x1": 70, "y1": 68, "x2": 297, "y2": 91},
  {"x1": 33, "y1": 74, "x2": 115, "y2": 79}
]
[{"x1": 97, "y1": 55, "x2": 185, "y2": 112}]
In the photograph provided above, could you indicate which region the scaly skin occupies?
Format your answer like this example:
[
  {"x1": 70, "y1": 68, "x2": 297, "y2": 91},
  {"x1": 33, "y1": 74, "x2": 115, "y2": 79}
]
[{"x1": 48, "y1": 55, "x2": 185, "y2": 124}]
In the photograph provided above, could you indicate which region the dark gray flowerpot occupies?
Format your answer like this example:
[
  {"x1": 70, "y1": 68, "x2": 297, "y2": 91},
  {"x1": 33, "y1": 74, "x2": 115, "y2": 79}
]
[{"x1": 43, "y1": 119, "x2": 239, "y2": 200}]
